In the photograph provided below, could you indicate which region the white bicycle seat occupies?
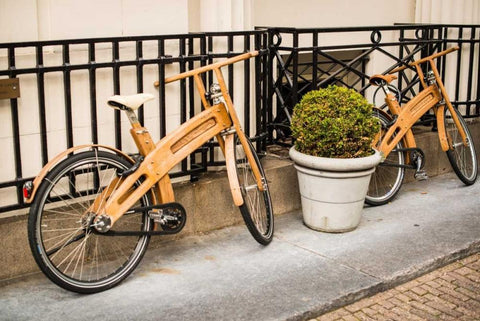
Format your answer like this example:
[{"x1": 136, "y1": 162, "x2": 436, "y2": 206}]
[{"x1": 107, "y1": 93, "x2": 155, "y2": 110}]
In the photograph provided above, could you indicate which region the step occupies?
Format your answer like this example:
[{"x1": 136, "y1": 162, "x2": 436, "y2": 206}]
[
  {"x1": 1, "y1": 119, "x2": 479, "y2": 281},
  {"x1": 0, "y1": 155, "x2": 299, "y2": 281}
]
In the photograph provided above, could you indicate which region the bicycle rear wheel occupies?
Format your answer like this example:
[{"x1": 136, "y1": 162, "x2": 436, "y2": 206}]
[
  {"x1": 234, "y1": 135, "x2": 274, "y2": 245},
  {"x1": 444, "y1": 107, "x2": 478, "y2": 185},
  {"x1": 28, "y1": 151, "x2": 152, "y2": 293},
  {"x1": 365, "y1": 110, "x2": 406, "y2": 206}
]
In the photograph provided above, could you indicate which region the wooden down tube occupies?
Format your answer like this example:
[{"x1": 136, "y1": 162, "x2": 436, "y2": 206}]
[{"x1": 378, "y1": 86, "x2": 442, "y2": 157}]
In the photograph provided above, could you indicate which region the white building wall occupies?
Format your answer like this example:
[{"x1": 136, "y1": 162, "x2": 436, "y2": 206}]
[
  {"x1": 253, "y1": 0, "x2": 416, "y2": 28},
  {"x1": 0, "y1": 0, "x2": 190, "y2": 208},
  {"x1": 0, "y1": 0, "x2": 189, "y2": 42}
]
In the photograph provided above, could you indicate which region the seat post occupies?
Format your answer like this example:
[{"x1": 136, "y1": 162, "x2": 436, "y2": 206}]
[
  {"x1": 125, "y1": 109, "x2": 140, "y2": 127},
  {"x1": 380, "y1": 82, "x2": 391, "y2": 96}
]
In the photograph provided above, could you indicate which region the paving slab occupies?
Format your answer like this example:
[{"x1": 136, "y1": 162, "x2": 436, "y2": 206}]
[{"x1": 0, "y1": 172, "x2": 479, "y2": 321}]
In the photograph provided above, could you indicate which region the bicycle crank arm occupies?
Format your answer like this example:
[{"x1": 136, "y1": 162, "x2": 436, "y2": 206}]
[{"x1": 94, "y1": 202, "x2": 187, "y2": 237}]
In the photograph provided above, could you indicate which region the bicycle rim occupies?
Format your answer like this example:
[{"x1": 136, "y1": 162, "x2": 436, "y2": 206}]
[
  {"x1": 234, "y1": 135, "x2": 274, "y2": 245},
  {"x1": 444, "y1": 108, "x2": 478, "y2": 185},
  {"x1": 28, "y1": 151, "x2": 152, "y2": 293}
]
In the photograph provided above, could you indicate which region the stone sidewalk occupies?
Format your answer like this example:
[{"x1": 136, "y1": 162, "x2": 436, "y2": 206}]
[
  {"x1": 0, "y1": 172, "x2": 479, "y2": 321},
  {"x1": 312, "y1": 254, "x2": 480, "y2": 321}
]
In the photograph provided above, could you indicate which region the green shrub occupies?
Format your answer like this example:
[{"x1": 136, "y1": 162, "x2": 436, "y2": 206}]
[{"x1": 291, "y1": 85, "x2": 380, "y2": 158}]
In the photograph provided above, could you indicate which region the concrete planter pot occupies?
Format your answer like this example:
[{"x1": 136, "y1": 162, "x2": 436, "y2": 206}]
[{"x1": 289, "y1": 147, "x2": 382, "y2": 233}]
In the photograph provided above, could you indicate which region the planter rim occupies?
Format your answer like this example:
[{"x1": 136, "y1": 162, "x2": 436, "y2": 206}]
[{"x1": 289, "y1": 146, "x2": 382, "y2": 172}]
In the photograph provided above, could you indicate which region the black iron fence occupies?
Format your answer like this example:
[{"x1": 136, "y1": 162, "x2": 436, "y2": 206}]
[
  {"x1": 0, "y1": 31, "x2": 268, "y2": 213},
  {"x1": 266, "y1": 24, "x2": 480, "y2": 142},
  {"x1": 0, "y1": 24, "x2": 479, "y2": 214}
]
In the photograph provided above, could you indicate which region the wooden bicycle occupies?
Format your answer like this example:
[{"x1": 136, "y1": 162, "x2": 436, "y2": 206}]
[
  {"x1": 367, "y1": 46, "x2": 478, "y2": 205},
  {"x1": 24, "y1": 51, "x2": 274, "y2": 293}
]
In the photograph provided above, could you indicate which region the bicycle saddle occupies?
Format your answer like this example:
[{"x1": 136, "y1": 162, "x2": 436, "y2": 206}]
[
  {"x1": 369, "y1": 74, "x2": 397, "y2": 86},
  {"x1": 108, "y1": 93, "x2": 155, "y2": 110}
]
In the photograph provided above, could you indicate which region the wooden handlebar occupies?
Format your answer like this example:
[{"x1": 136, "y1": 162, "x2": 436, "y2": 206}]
[
  {"x1": 389, "y1": 46, "x2": 459, "y2": 74},
  {"x1": 153, "y1": 50, "x2": 259, "y2": 87}
]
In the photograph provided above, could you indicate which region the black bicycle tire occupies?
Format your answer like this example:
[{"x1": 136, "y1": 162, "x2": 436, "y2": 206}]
[
  {"x1": 365, "y1": 111, "x2": 406, "y2": 206},
  {"x1": 28, "y1": 151, "x2": 152, "y2": 293},
  {"x1": 234, "y1": 136, "x2": 274, "y2": 245},
  {"x1": 444, "y1": 108, "x2": 478, "y2": 185}
]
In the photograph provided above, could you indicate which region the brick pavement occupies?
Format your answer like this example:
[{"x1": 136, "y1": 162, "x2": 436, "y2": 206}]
[{"x1": 311, "y1": 253, "x2": 480, "y2": 321}]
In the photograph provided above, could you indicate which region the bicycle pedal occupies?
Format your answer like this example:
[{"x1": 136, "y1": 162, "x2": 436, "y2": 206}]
[
  {"x1": 148, "y1": 202, "x2": 186, "y2": 234},
  {"x1": 414, "y1": 170, "x2": 428, "y2": 181}
]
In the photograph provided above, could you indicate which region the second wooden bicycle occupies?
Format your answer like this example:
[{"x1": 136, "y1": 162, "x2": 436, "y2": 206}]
[
  {"x1": 24, "y1": 51, "x2": 274, "y2": 293},
  {"x1": 367, "y1": 46, "x2": 478, "y2": 205}
]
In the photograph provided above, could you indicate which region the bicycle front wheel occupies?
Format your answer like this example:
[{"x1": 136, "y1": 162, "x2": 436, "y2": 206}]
[
  {"x1": 444, "y1": 107, "x2": 478, "y2": 185},
  {"x1": 28, "y1": 150, "x2": 152, "y2": 293},
  {"x1": 365, "y1": 110, "x2": 406, "y2": 206},
  {"x1": 234, "y1": 135, "x2": 274, "y2": 245}
]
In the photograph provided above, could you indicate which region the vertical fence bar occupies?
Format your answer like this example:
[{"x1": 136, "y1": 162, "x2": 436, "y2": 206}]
[
  {"x1": 62, "y1": 44, "x2": 74, "y2": 148},
  {"x1": 179, "y1": 38, "x2": 187, "y2": 124},
  {"x1": 466, "y1": 27, "x2": 476, "y2": 116},
  {"x1": 8, "y1": 47, "x2": 24, "y2": 205},
  {"x1": 199, "y1": 34, "x2": 207, "y2": 83},
  {"x1": 207, "y1": 36, "x2": 214, "y2": 88},
  {"x1": 207, "y1": 35, "x2": 215, "y2": 164},
  {"x1": 228, "y1": 35, "x2": 234, "y2": 101},
  {"x1": 157, "y1": 38, "x2": 166, "y2": 139},
  {"x1": 88, "y1": 42, "x2": 98, "y2": 144},
  {"x1": 136, "y1": 40, "x2": 145, "y2": 124},
  {"x1": 243, "y1": 34, "x2": 251, "y2": 137},
  {"x1": 188, "y1": 36, "x2": 195, "y2": 119},
  {"x1": 312, "y1": 31, "x2": 318, "y2": 91},
  {"x1": 113, "y1": 41, "x2": 122, "y2": 149},
  {"x1": 292, "y1": 30, "x2": 299, "y2": 108},
  {"x1": 440, "y1": 27, "x2": 448, "y2": 86},
  {"x1": 254, "y1": 33, "x2": 262, "y2": 148},
  {"x1": 454, "y1": 27, "x2": 463, "y2": 106},
  {"x1": 179, "y1": 38, "x2": 187, "y2": 173},
  {"x1": 261, "y1": 32, "x2": 269, "y2": 152},
  {"x1": 398, "y1": 29, "x2": 405, "y2": 95},
  {"x1": 265, "y1": 30, "x2": 275, "y2": 144},
  {"x1": 476, "y1": 28, "x2": 480, "y2": 115},
  {"x1": 36, "y1": 45, "x2": 48, "y2": 165}
]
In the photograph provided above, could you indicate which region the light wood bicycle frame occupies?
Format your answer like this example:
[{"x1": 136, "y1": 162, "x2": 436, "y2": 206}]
[
  {"x1": 374, "y1": 47, "x2": 468, "y2": 160},
  {"x1": 101, "y1": 51, "x2": 265, "y2": 228},
  {"x1": 27, "y1": 51, "x2": 264, "y2": 230}
]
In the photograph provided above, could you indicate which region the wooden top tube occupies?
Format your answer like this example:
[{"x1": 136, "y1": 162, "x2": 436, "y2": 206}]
[
  {"x1": 389, "y1": 46, "x2": 459, "y2": 74},
  {"x1": 153, "y1": 51, "x2": 259, "y2": 87}
]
